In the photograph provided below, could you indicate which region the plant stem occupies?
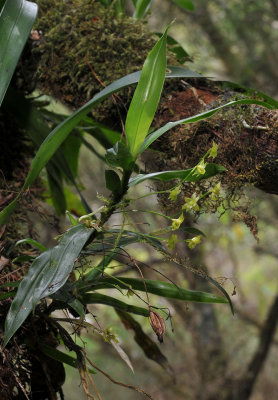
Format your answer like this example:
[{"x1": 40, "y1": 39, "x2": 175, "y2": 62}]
[{"x1": 99, "y1": 170, "x2": 132, "y2": 225}]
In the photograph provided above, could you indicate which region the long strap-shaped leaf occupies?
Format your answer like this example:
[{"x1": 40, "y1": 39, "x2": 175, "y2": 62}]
[
  {"x1": 81, "y1": 293, "x2": 150, "y2": 317},
  {"x1": 0, "y1": 0, "x2": 38, "y2": 105},
  {"x1": 125, "y1": 24, "x2": 169, "y2": 158},
  {"x1": 39, "y1": 344, "x2": 96, "y2": 374},
  {"x1": 3, "y1": 224, "x2": 93, "y2": 348},
  {"x1": 3, "y1": 88, "x2": 90, "y2": 214},
  {"x1": 172, "y1": 0, "x2": 195, "y2": 12},
  {"x1": 0, "y1": 66, "x2": 201, "y2": 228},
  {"x1": 84, "y1": 277, "x2": 229, "y2": 305},
  {"x1": 139, "y1": 98, "x2": 275, "y2": 154},
  {"x1": 133, "y1": 0, "x2": 153, "y2": 19},
  {"x1": 129, "y1": 163, "x2": 226, "y2": 187}
]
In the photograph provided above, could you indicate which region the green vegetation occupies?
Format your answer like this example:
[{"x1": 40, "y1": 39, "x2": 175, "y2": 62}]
[{"x1": 1, "y1": 1, "x2": 278, "y2": 399}]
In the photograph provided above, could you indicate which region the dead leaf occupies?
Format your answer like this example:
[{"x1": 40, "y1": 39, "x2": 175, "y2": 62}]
[
  {"x1": 0, "y1": 256, "x2": 11, "y2": 271},
  {"x1": 110, "y1": 339, "x2": 134, "y2": 374}
]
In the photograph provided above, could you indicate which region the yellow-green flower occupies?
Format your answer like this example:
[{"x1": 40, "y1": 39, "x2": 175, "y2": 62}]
[
  {"x1": 187, "y1": 235, "x2": 202, "y2": 249},
  {"x1": 210, "y1": 182, "x2": 221, "y2": 200},
  {"x1": 194, "y1": 159, "x2": 207, "y2": 175},
  {"x1": 169, "y1": 185, "x2": 181, "y2": 201},
  {"x1": 168, "y1": 233, "x2": 178, "y2": 250},
  {"x1": 171, "y1": 213, "x2": 184, "y2": 230},
  {"x1": 208, "y1": 141, "x2": 218, "y2": 159},
  {"x1": 182, "y1": 193, "x2": 199, "y2": 212}
]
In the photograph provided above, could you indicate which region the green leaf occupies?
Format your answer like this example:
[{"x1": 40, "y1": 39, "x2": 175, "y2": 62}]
[
  {"x1": 16, "y1": 238, "x2": 47, "y2": 252},
  {"x1": 0, "y1": 0, "x2": 38, "y2": 106},
  {"x1": 68, "y1": 298, "x2": 85, "y2": 319},
  {"x1": 114, "y1": 0, "x2": 126, "y2": 14},
  {"x1": 87, "y1": 277, "x2": 229, "y2": 304},
  {"x1": 139, "y1": 98, "x2": 275, "y2": 154},
  {"x1": 108, "y1": 229, "x2": 165, "y2": 251},
  {"x1": 13, "y1": 255, "x2": 34, "y2": 263},
  {"x1": 39, "y1": 344, "x2": 96, "y2": 374},
  {"x1": 219, "y1": 80, "x2": 278, "y2": 108},
  {"x1": 3, "y1": 225, "x2": 93, "y2": 348},
  {"x1": 129, "y1": 164, "x2": 226, "y2": 186},
  {"x1": 62, "y1": 132, "x2": 82, "y2": 179},
  {"x1": 81, "y1": 253, "x2": 118, "y2": 285},
  {"x1": 0, "y1": 66, "x2": 203, "y2": 228},
  {"x1": 165, "y1": 65, "x2": 202, "y2": 78},
  {"x1": 0, "y1": 197, "x2": 19, "y2": 228},
  {"x1": 105, "y1": 170, "x2": 122, "y2": 195},
  {"x1": 133, "y1": 0, "x2": 153, "y2": 19},
  {"x1": 172, "y1": 0, "x2": 194, "y2": 11},
  {"x1": 66, "y1": 210, "x2": 79, "y2": 226},
  {"x1": 80, "y1": 116, "x2": 121, "y2": 148},
  {"x1": 105, "y1": 141, "x2": 134, "y2": 171},
  {"x1": 3, "y1": 88, "x2": 85, "y2": 215},
  {"x1": 0, "y1": 1, "x2": 5, "y2": 11},
  {"x1": 46, "y1": 164, "x2": 67, "y2": 215},
  {"x1": 181, "y1": 226, "x2": 206, "y2": 237},
  {"x1": 1, "y1": 281, "x2": 21, "y2": 289},
  {"x1": 82, "y1": 229, "x2": 165, "y2": 255},
  {"x1": 81, "y1": 293, "x2": 150, "y2": 317},
  {"x1": 0, "y1": 291, "x2": 16, "y2": 300},
  {"x1": 125, "y1": 24, "x2": 170, "y2": 158},
  {"x1": 156, "y1": 33, "x2": 191, "y2": 64}
]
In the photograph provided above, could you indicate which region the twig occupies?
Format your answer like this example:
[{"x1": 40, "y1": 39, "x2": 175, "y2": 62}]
[
  {"x1": 11, "y1": 371, "x2": 31, "y2": 400},
  {"x1": 85, "y1": 355, "x2": 154, "y2": 400}
]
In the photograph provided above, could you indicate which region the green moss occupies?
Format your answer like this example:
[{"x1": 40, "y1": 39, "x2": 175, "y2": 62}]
[{"x1": 33, "y1": 0, "x2": 157, "y2": 111}]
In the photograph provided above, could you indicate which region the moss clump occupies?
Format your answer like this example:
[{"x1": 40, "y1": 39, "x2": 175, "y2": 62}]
[
  {"x1": 32, "y1": 0, "x2": 157, "y2": 110},
  {"x1": 150, "y1": 84, "x2": 278, "y2": 195}
]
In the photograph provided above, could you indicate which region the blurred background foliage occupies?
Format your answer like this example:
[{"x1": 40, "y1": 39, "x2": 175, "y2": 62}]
[{"x1": 149, "y1": 0, "x2": 278, "y2": 95}]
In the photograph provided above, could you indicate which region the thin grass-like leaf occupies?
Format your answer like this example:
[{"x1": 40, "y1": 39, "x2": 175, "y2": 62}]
[
  {"x1": 156, "y1": 33, "x2": 191, "y2": 64},
  {"x1": 3, "y1": 89, "x2": 88, "y2": 214},
  {"x1": 219, "y1": 80, "x2": 278, "y2": 108},
  {"x1": 114, "y1": 0, "x2": 126, "y2": 15},
  {"x1": 82, "y1": 254, "x2": 118, "y2": 285},
  {"x1": 39, "y1": 344, "x2": 96, "y2": 374},
  {"x1": 16, "y1": 238, "x2": 47, "y2": 252},
  {"x1": 0, "y1": 291, "x2": 16, "y2": 300},
  {"x1": 81, "y1": 293, "x2": 150, "y2": 317},
  {"x1": 129, "y1": 164, "x2": 226, "y2": 187},
  {"x1": 0, "y1": 0, "x2": 37, "y2": 105},
  {"x1": 133, "y1": 0, "x2": 153, "y2": 19},
  {"x1": 172, "y1": 0, "x2": 194, "y2": 11},
  {"x1": 139, "y1": 99, "x2": 274, "y2": 154}
]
